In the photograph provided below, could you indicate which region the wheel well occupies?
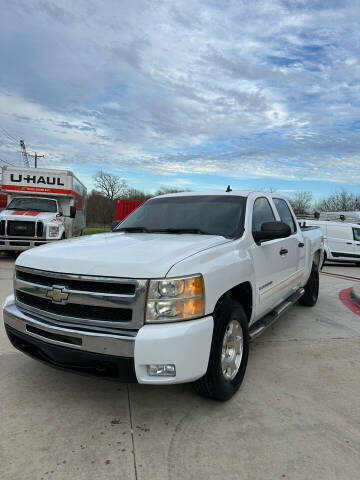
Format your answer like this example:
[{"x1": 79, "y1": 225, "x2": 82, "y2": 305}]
[
  {"x1": 313, "y1": 249, "x2": 322, "y2": 269},
  {"x1": 215, "y1": 281, "x2": 253, "y2": 323}
]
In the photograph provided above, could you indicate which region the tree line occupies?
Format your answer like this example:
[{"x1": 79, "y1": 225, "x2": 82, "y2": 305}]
[
  {"x1": 86, "y1": 170, "x2": 359, "y2": 225},
  {"x1": 288, "y1": 189, "x2": 359, "y2": 214},
  {"x1": 86, "y1": 170, "x2": 186, "y2": 226}
]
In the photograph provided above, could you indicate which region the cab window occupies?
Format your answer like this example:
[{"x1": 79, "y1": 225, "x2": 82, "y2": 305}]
[
  {"x1": 273, "y1": 198, "x2": 296, "y2": 234},
  {"x1": 252, "y1": 197, "x2": 275, "y2": 231},
  {"x1": 353, "y1": 228, "x2": 360, "y2": 241}
]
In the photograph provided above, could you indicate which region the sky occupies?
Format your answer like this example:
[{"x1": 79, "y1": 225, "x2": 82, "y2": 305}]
[{"x1": 0, "y1": 0, "x2": 359, "y2": 200}]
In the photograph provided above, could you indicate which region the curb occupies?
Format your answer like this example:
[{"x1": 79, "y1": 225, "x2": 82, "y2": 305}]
[{"x1": 350, "y1": 285, "x2": 360, "y2": 307}]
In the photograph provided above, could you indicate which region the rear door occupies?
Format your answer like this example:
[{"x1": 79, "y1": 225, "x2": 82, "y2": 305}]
[{"x1": 326, "y1": 224, "x2": 355, "y2": 260}]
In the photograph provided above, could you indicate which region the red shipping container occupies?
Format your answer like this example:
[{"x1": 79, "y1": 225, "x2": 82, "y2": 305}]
[{"x1": 115, "y1": 199, "x2": 144, "y2": 221}]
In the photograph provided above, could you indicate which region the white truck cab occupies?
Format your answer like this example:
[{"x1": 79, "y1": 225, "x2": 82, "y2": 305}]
[
  {"x1": 0, "y1": 166, "x2": 87, "y2": 251},
  {"x1": 299, "y1": 219, "x2": 360, "y2": 265},
  {"x1": 3, "y1": 190, "x2": 323, "y2": 400}
]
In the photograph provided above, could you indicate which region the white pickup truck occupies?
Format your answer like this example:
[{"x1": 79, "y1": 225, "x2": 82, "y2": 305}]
[{"x1": 3, "y1": 191, "x2": 323, "y2": 401}]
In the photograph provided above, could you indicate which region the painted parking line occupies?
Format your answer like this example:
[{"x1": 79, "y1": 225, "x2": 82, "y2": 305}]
[
  {"x1": 321, "y1": 272, "x2": 360, "y2": 283},
  {"x1": 339, "y1": 287, "x2": 360, "y2": 316}
]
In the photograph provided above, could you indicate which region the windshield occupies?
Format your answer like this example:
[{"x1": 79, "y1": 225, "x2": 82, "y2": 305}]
[
  {"x1": 7, "y1": 197, "x2": 58, "y2": 213},
  {"x1": 116, "y1": 195, "x2": 247, "y2": 238}
]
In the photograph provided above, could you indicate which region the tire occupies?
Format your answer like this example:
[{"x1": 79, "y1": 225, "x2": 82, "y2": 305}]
[
  {"x1": 299, "y1": 265, "x2": 319, "y2": 307},
  {"x1": 193, "y1": 297, "x2": 249, "y2": 401}
]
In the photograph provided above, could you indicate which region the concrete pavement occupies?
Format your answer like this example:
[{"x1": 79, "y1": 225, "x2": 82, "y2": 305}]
[{"x1": 1, "y1": 253, "x2": 360, "y2": 480}]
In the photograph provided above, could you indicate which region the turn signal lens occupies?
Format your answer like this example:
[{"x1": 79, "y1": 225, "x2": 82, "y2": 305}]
[{"x1": 184, "y1": 276, "x2": 203, "y2": 297}]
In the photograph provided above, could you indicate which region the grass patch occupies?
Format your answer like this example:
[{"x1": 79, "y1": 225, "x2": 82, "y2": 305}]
[{"x1": 85, "y1": 227, "x2": 110, "y2": 235}]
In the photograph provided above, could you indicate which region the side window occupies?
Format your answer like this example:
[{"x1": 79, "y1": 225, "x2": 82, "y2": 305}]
[
  {"x1": 252, "y1": 197, "x2": 275, "y2": 231},
  {"x1": 353, "y1": 228, "x2": 360, "y2": 241},
  {"x1": 273, "y1": 198, "x2": 296, "y2": 234}
]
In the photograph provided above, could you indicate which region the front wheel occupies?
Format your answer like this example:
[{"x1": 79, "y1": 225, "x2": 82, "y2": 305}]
[
  {"x1": 299, "y1": 265, "x2": 319, "y2": 307},
  {"x1": 193, "y1": 298, "x2": 249, "y2": 401}
]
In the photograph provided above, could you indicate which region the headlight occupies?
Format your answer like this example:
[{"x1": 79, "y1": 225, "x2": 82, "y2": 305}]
[
  {"x1": 48, "y1": 225, "x2": 60, "y2": 238},
  {"x1": 146, "y1": 274, "x2": 204, "y2": 323}
]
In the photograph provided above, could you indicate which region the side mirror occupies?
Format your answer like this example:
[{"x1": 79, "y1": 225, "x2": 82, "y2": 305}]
[
  {"x1": 253, "y1": 221, "x2": 291, "y2": 244},
  {"x1": 111, "y1": 220, "x2": 121, "y2": 231},
  {"x1": 69, "y1": 206, "x2": 76, "y2": 219}
]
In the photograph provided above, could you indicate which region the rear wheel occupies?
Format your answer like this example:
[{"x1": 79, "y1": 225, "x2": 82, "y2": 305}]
[
  {"x1": 299, "y1": 265, "x2": 319, "y2": 307},
  {"x1": 193, "y1": 298, "x2": 249, "y2": 401}
]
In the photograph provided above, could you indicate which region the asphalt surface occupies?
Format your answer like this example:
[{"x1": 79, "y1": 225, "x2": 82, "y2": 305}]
[{"x1": 1, "y1": 253, "x2": 359, "y2": 480}]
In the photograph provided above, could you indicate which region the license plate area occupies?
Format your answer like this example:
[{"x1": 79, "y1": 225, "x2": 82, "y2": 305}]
[{"x1": 26, "y1": 324, "x2": 82, "y2": 346}]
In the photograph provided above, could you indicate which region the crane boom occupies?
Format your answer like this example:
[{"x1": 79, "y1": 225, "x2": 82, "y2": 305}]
[{"x1": 20, "y1": 140, "x2": 30, "y2": 167}]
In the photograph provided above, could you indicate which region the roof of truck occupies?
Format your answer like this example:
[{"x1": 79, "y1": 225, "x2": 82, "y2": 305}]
[
  {"x1": 155, "y1": 190, "x2": 286, "y2": 199},
  {"x1": 2, "y1": 165, "x2": 87, "y2": 190}
]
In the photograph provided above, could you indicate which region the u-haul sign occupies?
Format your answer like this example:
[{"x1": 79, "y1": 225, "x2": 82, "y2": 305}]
[{"x1": 1, "y1": 167, "x2": 72, "y2": 195}]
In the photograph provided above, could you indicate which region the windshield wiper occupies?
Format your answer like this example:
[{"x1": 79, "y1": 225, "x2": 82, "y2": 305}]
[
  {"x1": 117, "y1": 226, "x2": 151, "y2": 233},
  {"x1": 149, "y1": 228, "x2": 211, "y2": 235}
]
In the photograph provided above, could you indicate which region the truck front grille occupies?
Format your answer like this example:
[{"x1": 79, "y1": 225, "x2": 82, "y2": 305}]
[
  {"x1": 36, "y1": 221, "x2": 44, "y2": 237},
  {"x1": 8, "y1": 221, "x2": 35, "y2": 237},
  {"x1": 14, "y1": 266, "x2": 147, "y2": 333},
  {"x1": 17, "y1": 291, "x2": 132, "y2": 322}
]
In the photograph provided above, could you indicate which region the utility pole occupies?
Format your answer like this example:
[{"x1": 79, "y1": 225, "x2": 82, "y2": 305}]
[{"x1": 29, "y1": 152, "x2": 44, "y2": 168}]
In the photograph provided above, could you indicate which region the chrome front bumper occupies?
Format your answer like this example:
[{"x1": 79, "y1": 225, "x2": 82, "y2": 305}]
[
  {"x1": 3, "y1": 297, "x2": 135, "y2": 358},
  {"x1": 0, "y1": 239, "x2": 49, "y2": 251}
]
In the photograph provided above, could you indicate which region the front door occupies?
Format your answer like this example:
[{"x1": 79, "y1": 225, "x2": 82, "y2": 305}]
[
  {"x1": 251, "y1": 197, "x2": 293, "y2": 319},
  {"x1": 273, "y1": 198, "x2": 305, "y2": 291},
  {"x1": 353, "y1": 227, "x2": 360, "y2": 261}
]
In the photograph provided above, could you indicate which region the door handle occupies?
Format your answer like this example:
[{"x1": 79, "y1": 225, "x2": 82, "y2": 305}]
[
  {"x1": 298, "y1": 242, "x2": 305, "y2": 248},
  {"x1": 346, "y1": 242, "x2": 353, "y2": 245},
  {"x1": 279, "y1": 248, "x2": 288, "y2": 256}
]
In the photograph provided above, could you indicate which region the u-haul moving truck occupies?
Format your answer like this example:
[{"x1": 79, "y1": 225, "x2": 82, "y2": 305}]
[{"x1": 0, "y1": 166, "x2": 87, "y2": 251}]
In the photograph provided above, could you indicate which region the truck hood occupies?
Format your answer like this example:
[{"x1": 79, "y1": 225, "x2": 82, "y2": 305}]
[
  {"x1": 0, "y1": 210, "x2": 59, "y2": 223},
  {"x1": 16, "y1": 232, "x2": 231, "y2": 278}
]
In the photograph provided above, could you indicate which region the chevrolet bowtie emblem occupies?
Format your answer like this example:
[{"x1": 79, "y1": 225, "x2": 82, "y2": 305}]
[{"x1": 46, "y1": 286, "x2": 69, "y2": 304}]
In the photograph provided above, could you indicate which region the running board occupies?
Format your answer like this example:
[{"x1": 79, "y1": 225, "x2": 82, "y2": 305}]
[{"x1": 249, "y1": 288, "x2": 305, "y2": 340}]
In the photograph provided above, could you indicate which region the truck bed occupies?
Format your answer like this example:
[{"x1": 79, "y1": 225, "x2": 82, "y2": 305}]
[{"x1": 300, "y1": 225, "x2": 320, "y2": 230}]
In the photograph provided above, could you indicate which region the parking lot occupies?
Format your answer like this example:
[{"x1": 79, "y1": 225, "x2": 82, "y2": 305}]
[{"x1": 1, "y1": 254, "x2": 360, "y2": 480}]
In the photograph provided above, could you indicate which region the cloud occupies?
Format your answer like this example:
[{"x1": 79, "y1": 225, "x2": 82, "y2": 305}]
[{"x1": 0, "y1": 0, "x2": 360, "y2": 190}]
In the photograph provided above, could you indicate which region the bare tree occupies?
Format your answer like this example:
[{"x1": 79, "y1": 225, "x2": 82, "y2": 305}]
[
  {"x1": 125, "y1": 187, "x2": 153, "y2": 201},
  {"x1": 94, "y1": 170, "x2": 128, "y2": 201},
  {"x1": 87, "y1": 190, "x2": 114, "y2": 226},
  {"x1": 288, "y1": 191, "x2": 313, "y2": 214},
  {"x1": 315, "y1": 188, "x2": 359, "y2": 211}
]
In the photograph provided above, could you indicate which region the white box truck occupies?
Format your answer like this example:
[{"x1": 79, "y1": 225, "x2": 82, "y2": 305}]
[{"x1": 0, "y1": 166, "x2": 87, "y2": 251}]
